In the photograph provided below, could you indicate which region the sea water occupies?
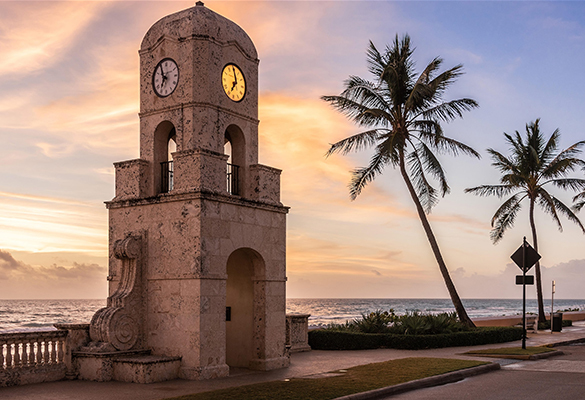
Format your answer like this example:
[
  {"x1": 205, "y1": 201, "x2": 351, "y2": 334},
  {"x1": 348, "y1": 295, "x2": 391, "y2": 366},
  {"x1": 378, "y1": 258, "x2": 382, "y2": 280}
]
[{"x1": 1, "y1": 298, "x2": 584, "y2": 332}]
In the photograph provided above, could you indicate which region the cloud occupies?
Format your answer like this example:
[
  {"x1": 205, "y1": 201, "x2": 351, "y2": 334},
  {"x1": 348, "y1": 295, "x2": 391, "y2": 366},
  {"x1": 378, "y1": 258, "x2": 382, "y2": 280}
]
[
  {"x1": 0, "y1": 191, "x2": 106, "y2": 255},
  {"x1": 0, "y1": 250, "x2": 107, "y2": 299},
  {"x1": 0, "y1": 2, "x2": 108, "y2": 77}
]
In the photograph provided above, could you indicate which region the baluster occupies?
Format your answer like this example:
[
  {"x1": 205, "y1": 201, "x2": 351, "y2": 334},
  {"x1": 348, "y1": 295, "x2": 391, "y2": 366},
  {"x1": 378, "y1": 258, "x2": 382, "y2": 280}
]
[
  {"x1": 28, "y1": 340, "x2": 35, "y2": 365},
  {"x1": 13, "y1": 342, "x2": 21, "y2": 366},
  {"x1": 22, "y1": 341, "x2": 29, "y2": 366},
  {"x1": 43, "y1": 340, "x2": 50, "y2": 364},
  {"x1": 6, "y1": 341, "x2": 13, "y2": 368},
  {"x1": 0, "y1": 342, "x2": 5, "y2": 368},
  {"x1": 50, "y1": 340, "x2": 57, "y2": 363},
  {"x1": 36, "y1": 339, "x2": 43, "y2": 364}
]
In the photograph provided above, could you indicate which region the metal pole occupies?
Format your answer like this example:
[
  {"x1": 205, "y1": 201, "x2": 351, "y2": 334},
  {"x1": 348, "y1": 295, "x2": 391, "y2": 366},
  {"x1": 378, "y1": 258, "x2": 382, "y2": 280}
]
[
  {"x1": 522, "y1": 236, "x2": 527, "y2": 349},
  {"x1": 551, "y1": 280, "x2": 555, "y2": 334}
]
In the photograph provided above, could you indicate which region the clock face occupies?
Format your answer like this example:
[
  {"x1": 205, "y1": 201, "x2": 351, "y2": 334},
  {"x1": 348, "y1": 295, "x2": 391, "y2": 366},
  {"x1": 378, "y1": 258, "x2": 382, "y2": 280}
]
[
  {"x1": 153, "y1": 58, "x2": 179, "y2": 97},
  {"x1": 222, "y1": 63, "x2": 246, "y2": 102}
]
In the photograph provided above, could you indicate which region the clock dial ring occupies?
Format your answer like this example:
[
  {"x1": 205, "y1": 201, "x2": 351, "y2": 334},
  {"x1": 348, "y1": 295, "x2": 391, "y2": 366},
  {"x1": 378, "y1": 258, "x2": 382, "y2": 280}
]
[
  {"x1": 221, "y1": 63, "x2": 246, "y2": 102},
  {"x1": 153, "y1": 58, "x2": 179, "y2": 98}
]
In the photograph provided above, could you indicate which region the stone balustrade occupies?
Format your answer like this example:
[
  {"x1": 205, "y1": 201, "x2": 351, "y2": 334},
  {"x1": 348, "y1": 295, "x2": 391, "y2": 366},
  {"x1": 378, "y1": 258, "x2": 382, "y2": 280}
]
[
  {"x1": 1, "y1": 330, "x2": 69, "y2": 387},
  {"x1": 1, "y1": 330, "x2": 67, "y2": 370}
]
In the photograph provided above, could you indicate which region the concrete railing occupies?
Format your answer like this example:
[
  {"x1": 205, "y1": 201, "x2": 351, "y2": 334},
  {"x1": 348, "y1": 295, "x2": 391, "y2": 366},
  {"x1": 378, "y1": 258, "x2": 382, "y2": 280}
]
[
  {"x1": 1, "y1": 330, "x2": 67, "y2": 369},
  {"x1": 1, "y1": 324, "x2": 90, "y2": 387}
]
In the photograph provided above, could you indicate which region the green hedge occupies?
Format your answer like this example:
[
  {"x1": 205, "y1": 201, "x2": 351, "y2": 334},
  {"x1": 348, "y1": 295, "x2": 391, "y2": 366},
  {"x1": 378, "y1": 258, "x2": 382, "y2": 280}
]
[{"x1": 308, "y1": 327, "x2": 524, "y2": 350}]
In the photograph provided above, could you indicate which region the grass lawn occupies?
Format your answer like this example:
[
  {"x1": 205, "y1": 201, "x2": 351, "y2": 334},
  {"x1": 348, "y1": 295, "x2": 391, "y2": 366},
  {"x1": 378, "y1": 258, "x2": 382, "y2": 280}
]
[
  {"x1": 165, "y1": 357, "x2": 487, "y2": 400},
  {"x1": 464, "y1": 346, "x2": 556, "y2": 358}
]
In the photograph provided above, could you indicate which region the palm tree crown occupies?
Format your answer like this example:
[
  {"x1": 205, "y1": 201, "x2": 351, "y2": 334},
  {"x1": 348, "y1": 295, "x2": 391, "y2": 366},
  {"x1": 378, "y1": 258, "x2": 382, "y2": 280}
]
[
  {"x1": 324, "y1": 35, "x2": 479, "y2": 209},
  {"x1": 465, "y1": 119, "x2": 585, "y2": 323},
  {"x1": 323, "y1": 34, "x2": 479, "y2": 327},
  {"x1": 465, "y1": 119, "x2": 585, "y2": 243}
]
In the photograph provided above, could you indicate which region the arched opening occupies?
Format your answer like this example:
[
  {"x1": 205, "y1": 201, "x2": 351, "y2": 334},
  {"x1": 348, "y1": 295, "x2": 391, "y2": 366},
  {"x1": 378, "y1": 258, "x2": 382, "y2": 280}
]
[
  {"x1": 224, "y1": 125, "x2": 245, "y2": 195},
  {"x1": 154, "y1": 121, "x2": 176, "y2": 194},
  {"x1": 225, "y1": 248, "x2": 264, "y2": 368}
]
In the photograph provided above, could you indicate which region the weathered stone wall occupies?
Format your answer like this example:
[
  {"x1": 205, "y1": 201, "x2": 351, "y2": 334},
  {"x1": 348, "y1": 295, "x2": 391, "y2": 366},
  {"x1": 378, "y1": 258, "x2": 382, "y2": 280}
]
[{"x1": 106, "y1": 191, "x2": 288, "y2": 379}]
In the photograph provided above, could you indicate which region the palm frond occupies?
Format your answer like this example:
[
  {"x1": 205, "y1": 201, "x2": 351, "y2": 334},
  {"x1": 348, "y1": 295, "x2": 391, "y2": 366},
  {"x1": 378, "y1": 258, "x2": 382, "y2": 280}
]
[
  {"x1": 321, "y1": 94, "x2": 390, "y2": 127},
  {"x1": 547, "y1": 193, "x2": 585, "y2": 233},
  {"x1": 405, "y1": 57, "x2": 442, "y2": 112},
  {"x1": 487, "y1": 149, "x2": 519, "y2": 176},
  {"x1": 407, "y1": 150, "x2": 438, "y2": 213},
  {"x1": 549, "y1": 178, "x2": 585, "y2": 192},
  {"x1": 425, "y1": 64, "x2": 465, "y2": 103},
  {"x1": 465, "y1": 184, "x2": 516, "y2": 198},
  {"x1": 543, "y1": 157, "x2": 585, "y2": 179},
  {"x1": 349, "y1": 149, "x2": 389, "y2": 200},
  {"x1": 420, "y1": 98, "x2": 479, "y2": 122},
  {"x1": 421, "y1": 133, "x2": 481, "y2": 158},
  {"x1": 416, "y1": 142, "x2": 450, "y2": 196},
  {"x1": 326, "y1": 129, "x2": 384, "y2": 157},
  {"x1": 490, "y1": 194, "x2": 525, "y2": 243},
  {"x1": 537, "y1": 190, "x2": 563, "y2": 231},
  {"x1": 573, "y1": 191, "x2": 585, "y2": 212},
  {"x1": 540, "y1": 127, "x2": 560, "y2": 165}
]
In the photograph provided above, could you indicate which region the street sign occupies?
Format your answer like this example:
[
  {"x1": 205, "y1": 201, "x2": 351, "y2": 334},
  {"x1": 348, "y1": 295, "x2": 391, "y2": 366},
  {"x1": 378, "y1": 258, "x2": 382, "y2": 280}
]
[
  {"x1": 512, "y1": 237, "x2": 541, "y2": 350},
  {"x1": 516, "y1": 275, "x2": 534, "y2": 285},
  {"x1": 511, "y1": 241, "x2": 541, "y2": 272}
]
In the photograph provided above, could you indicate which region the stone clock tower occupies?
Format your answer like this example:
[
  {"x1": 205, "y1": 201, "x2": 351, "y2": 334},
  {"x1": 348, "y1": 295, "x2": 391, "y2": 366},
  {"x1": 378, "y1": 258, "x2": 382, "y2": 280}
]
[{"x1": 87, "y1": 2, "x2": 289, "y2": 381}]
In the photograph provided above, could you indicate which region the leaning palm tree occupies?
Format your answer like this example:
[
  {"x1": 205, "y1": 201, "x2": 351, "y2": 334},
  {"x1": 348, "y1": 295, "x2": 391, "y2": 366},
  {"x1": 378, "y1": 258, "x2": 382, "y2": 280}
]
[
  {"x1": 323, "y1": 35, "x2": 479, "y2": 327},
  {"x1": 465, "y1": 119, "x2": 585, "y2": 323}
]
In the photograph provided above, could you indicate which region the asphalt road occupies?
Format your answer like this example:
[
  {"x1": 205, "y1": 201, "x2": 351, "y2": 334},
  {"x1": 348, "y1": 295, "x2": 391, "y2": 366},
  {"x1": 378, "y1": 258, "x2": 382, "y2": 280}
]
[{"x1": 382, "y1": 344, "x2": 585, "y2": 400}]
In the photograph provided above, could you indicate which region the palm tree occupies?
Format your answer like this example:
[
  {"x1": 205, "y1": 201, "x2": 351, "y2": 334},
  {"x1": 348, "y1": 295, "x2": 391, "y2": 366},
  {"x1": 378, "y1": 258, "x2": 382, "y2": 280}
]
[
  {"x1": 323, "y1": 35, "x2": 479, "y2": 327},
  {"x1": 465, "y1": 119, "x2": 585, "y2": 323}
]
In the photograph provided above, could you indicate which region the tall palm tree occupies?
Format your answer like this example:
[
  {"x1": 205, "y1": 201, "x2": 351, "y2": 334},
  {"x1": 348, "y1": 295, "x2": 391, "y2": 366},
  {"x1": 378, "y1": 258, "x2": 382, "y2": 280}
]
[
  {"x1": 465, "y1": 119, "x2": 585, "y2": 323},
  {"x1": 323, "y1": 35, "x2": 479, "y2": 327}
]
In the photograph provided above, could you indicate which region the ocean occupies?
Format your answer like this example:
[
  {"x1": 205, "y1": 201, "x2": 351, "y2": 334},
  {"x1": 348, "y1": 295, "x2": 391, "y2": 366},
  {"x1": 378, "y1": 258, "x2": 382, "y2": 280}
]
[{"x1": 1, "y1": 298, "x2": 584, "y2": 332}]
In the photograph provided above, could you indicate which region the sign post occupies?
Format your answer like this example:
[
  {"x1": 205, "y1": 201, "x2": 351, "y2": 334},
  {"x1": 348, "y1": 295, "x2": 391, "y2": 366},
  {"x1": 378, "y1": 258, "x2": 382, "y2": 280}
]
[
  {"x1": 511, "y1": 237, "x2": 541, "y2": 349},
  {"x1": 551, "y1": 281, "x2": 556, "y2": 335}
]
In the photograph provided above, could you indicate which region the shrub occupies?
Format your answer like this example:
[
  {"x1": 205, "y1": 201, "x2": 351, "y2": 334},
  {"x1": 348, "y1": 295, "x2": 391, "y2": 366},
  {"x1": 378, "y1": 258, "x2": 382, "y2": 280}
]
[
  {"x1": 327, "y1": 310, "x2": 468, "y2": 336},
  {"x1": 352, "y1": 310, "x2": 396, "y2": 333},
  {"x1": 390, "y1": 312, "x2": 466, "y2": 335},
  {"x1": 308, "y1": 326, "x2": 524, "y2": 351}
]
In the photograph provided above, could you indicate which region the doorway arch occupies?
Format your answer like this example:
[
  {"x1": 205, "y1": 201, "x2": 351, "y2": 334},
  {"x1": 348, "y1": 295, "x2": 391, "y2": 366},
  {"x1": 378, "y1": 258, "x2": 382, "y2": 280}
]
[{"x1": 225, "y1": 247, "x2": 265, "y2": 368}]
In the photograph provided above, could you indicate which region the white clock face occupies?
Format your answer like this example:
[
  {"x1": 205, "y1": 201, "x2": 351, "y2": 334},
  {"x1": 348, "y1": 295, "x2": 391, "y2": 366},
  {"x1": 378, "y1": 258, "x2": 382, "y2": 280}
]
[{"x1": 153, "y1": 58, "x2": 179, "y2": 97}]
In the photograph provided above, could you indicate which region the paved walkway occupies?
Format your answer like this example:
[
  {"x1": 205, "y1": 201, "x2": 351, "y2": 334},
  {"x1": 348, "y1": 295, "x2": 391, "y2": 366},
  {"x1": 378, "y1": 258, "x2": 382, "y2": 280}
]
[{"x1": 2, "y1": 322, "x2": 585, "y2": 400}]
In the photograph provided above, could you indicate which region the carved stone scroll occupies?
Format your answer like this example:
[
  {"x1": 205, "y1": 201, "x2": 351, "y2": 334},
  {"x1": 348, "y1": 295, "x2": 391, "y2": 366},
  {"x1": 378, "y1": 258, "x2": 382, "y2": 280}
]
[{"x1": 89, "y1": 234, "x2": 144, "y2": 351}]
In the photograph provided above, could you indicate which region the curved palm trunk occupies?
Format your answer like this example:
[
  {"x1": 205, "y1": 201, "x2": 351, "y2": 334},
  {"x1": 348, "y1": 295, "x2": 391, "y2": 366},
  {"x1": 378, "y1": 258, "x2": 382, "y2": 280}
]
[
  {"x1": 529, "y1": 198, "x2": 547, "y2": 324},
  {"x1": 398, "y1": 152, "x2": 476, "y2": 328}
]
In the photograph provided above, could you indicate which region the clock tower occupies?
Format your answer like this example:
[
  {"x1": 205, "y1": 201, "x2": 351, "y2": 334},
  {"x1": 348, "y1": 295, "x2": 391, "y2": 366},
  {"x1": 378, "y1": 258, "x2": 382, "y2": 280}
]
[{"x1": 88, "y1": 2, "x2": 289, "y2": 381}]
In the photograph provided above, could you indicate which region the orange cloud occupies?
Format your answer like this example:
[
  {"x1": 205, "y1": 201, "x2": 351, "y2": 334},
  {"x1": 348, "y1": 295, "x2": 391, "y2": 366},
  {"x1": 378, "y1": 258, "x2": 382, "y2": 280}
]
[
  {"x1": 0, "y1": 2, "x2": 109, "y2": 76},
  {"x1": 0, "y1": 192, "x2": 106, "y2": 255}
]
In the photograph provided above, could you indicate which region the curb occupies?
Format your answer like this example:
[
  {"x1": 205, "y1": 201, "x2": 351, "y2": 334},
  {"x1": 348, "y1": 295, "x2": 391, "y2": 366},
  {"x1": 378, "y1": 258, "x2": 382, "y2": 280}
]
[
  {"x1": 549, "y1": 337, "x2": 585, "y2": 347},
  {"x1": 332, "y1": 362, "x2": 500, "y2": 400},
  {"x1": 528, "y1": 350, "x2": 564, "y2": 360}
]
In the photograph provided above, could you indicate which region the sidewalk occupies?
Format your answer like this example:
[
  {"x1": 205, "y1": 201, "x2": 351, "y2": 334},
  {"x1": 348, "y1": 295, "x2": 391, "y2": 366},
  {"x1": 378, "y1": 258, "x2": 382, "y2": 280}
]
[{"x1": 2, "y1": 322, "x2": 585, "y2": 400}]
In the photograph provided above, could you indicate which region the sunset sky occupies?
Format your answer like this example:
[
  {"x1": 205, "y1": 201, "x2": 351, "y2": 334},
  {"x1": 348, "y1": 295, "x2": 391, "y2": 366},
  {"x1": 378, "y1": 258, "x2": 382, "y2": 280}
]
[{"x1": 1, "y1": 1, "x2": 585, "y2": 300}]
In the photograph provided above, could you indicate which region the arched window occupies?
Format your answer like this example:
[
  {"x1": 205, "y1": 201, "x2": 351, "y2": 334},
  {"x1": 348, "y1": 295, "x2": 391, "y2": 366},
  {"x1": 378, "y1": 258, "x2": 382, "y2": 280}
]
[
  {"x1": 224, "y1": 132, "x2": 239, "y2": 195},
  {"x1": 161, "y1": 128, "x2": 176, "y2": 193}
]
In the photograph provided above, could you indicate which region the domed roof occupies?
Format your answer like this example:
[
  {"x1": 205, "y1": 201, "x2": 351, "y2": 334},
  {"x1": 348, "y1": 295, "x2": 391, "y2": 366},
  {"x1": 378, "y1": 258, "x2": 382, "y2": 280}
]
[{"x1": 141, "y1": 2, "x2": 257, "y2": 60}]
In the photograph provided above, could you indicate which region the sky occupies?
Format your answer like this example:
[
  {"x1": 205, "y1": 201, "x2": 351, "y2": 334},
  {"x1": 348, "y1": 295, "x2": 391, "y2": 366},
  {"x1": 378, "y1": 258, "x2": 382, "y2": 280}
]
[{"x1": 1, "y1": 1, "x2": 585, "y2": 301}]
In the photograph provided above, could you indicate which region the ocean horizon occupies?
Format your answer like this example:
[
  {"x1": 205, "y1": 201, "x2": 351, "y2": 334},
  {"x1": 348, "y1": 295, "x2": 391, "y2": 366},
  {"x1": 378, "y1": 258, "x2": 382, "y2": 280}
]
[{"x1": 1, "y1": 298, "x2": 583, "y2": 332}]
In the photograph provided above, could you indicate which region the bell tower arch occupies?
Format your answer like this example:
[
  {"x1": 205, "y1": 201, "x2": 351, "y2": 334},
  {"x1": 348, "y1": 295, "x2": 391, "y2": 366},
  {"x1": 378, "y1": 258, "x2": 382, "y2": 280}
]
[{"x1": 94, "y1": 2, "x2": 289, "y2": 381}]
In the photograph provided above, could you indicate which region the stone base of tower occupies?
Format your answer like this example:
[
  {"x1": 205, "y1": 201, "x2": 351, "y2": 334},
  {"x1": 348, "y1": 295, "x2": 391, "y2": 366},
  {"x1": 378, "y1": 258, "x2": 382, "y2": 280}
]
[
  {"x1": 249, "y1": 356, "x2": 290, "y2": 371},
  {"x1": 179, "y1": 364, "x2": 230, "y2": 381}
]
